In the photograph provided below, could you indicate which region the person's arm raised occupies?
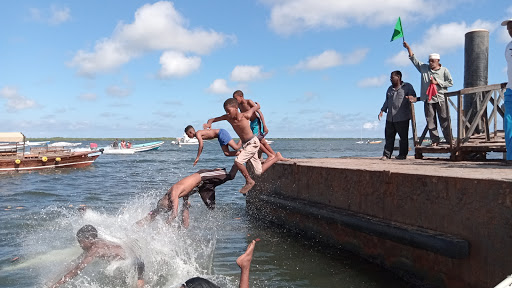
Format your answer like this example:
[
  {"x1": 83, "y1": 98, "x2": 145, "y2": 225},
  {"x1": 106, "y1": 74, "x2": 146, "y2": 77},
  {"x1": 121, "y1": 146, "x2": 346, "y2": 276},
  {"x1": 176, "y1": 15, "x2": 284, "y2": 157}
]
[
  {"x1": 203, "y1": 115, "x2": 228, "y2": 130},
  {"x1": 242, "y1": 102, "x2": 261, "y2": 120}
]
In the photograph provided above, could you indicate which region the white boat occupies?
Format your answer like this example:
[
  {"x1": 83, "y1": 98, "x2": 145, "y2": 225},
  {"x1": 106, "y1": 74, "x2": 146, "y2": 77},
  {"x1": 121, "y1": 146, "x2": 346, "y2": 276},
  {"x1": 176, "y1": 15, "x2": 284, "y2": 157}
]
[
  {"x1": 49, "y1": 142, "x2": 82, "y2": 147},
  {"x1": 171, "y1": 134, "x2": 198, "y2": 146},
  {"x1": 102, "y1": 141, "x2": 164, "y2": 154}
]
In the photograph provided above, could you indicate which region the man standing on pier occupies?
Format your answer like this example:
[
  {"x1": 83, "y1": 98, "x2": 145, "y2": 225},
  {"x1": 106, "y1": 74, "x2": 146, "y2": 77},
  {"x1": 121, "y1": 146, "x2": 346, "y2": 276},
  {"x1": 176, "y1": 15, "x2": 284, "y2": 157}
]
[
  {"x1": 378, "y1": 70, "x2": 417, "y2": 160},
  {"x1": 502, "y1": 19, "x2": 512, "y2": 164},
  {"x1": 403, "y1": 42, "x2": 453, "y2": 146}
]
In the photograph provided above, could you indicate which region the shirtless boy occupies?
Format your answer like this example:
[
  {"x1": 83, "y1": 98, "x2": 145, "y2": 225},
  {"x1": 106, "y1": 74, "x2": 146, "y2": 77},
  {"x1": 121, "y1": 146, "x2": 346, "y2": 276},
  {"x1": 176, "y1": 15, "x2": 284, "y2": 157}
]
[
  {"x1": 184, "y1": 125, "x2": 241, "y2": 166},
  {"x1": 181, "y1": 240, "x2": 256, "y2": 288},
  {"x1": 50, "y1": 225, "x2": 144, "y2": 288},
  {"x1": 136, "y1": 166, "x2": 238, "y2": 226},
  {"x1": 233, "y1": 90, "x2": 276, "y2": 161},
  {"x1": 204, "y1": 98, "x2": 286, "y2": 194}
]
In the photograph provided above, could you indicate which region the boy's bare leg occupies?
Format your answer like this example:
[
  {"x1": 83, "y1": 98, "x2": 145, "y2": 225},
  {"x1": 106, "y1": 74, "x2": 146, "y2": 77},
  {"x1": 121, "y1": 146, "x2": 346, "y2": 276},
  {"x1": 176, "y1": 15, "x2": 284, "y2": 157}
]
[
  {"x1": 261, "y1": 152, "x2": 288, "y2": 174},
  {"x1": 258, "y1": 142, "x2": 274, "y2": 161},
  {"x1": 261, "y1": 138, "x2": 276, "y2": 156},
  {"x1": 235, "y1": 161, "x2": 255, "y2": 194},
  {"x1": 137, "y1": 279, "x2": 144, "y2": 288},
  {"x1": 236, "y1": 240, "x2": 256, "y2": 288}
]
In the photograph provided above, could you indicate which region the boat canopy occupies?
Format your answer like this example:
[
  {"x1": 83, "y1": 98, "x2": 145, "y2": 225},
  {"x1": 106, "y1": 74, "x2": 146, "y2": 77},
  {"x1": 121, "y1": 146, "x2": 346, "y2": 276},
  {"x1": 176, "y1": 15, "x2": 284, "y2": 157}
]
[{"x1": 0, "y1": 132, "x2": 26, "y2": 143}]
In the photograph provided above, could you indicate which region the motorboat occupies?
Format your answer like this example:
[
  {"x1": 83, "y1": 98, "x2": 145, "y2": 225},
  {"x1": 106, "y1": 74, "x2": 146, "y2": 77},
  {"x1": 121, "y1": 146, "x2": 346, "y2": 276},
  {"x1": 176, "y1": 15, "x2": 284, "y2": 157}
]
[
  {"x1": 0, "y1": 132, "x2": 101, "y2": 173},
  {"x1": 171, "y1": 134, "x2": 198, "y2": 146},
  {"x1": 102, "y1": 141, "x2": 164, "y2": 154}
]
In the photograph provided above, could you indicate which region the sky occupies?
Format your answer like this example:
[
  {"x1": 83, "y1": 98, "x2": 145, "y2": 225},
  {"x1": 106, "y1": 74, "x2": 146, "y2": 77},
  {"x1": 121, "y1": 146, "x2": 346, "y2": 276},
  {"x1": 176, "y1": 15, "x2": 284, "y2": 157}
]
[{"x1": 1, "y1": 0, "x2": 511, "y2": 139}]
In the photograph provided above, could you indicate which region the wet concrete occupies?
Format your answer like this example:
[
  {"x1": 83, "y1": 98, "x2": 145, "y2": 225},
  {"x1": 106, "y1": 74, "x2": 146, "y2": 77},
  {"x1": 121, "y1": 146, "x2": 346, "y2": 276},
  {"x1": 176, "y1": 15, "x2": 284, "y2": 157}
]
[{"x1": 247, "y1": 157, "x2": 512, "y2": 288}]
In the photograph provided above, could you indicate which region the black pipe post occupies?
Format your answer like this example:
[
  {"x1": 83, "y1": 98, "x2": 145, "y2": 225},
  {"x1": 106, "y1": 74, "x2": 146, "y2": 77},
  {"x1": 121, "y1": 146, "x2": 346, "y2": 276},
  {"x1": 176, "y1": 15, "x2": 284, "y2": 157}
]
[{"x1": 464, "y1": 29, "x2": 489, "y2": 134}]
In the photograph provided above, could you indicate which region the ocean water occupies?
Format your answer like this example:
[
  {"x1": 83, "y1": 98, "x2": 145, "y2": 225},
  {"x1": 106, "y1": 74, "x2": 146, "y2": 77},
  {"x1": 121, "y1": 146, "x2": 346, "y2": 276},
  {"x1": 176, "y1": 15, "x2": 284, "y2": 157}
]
[{"x1": 0, "y1": 139, "x2": 418, "y2": 288}]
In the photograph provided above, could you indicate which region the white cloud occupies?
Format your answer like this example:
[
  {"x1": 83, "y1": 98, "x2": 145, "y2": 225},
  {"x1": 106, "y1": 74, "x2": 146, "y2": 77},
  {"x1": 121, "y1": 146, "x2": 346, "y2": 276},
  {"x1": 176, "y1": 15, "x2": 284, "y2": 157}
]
[
  {"x1": 230, "y1": 65, "x2": 269, "y2": 82},
  {"x1": 158, "y1": 51, "x2": 201, "y2": 78},
  {"x1": 29, "y1": 5, "x2": 71, "y2": 25},
  {"x1": 499, "y1": 26, "x2": 510, "y2": 43},
  {"x1": 69, "y1": 1, "x2": 229, "y2": 76},
  {"x1": 207, "y1": 79, "x2": 232, "y2": 94},
  {"x1": 49, "y1": 6, "x2": 71, "y2": 25},
  {"x1": 363, "y1": 121, "x2": 380, "y2": 129},
  {"x1": 357, "y1": 75, "x2": 388, "y2": 88},
  {"x1": 0, "y1": 86, "x2": 37, "y2": 111},
  {"x1": 295, "y1": 49, "x2": 368, "y2": 70},
  {"x1": 264, "y1": 0, "x2": 444, "y2": 35},
  {"x1": 388, "y1": 20, "x2": 496, "y2": 66},
  {"x1": 79, "y1": 93, "x2": 97, "y2": 101},
  {"x1": 106, "y1": 85, "x2": 132, "y2": 98}
]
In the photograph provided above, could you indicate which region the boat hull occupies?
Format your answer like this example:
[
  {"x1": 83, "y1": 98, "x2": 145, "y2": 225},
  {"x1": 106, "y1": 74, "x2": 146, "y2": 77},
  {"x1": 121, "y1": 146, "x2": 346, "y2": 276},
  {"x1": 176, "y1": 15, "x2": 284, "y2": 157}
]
[
  {"x1": 102, "y1": 141, "x2": 164, "y2": 154},
  {"x1": 0, "y1": 151, "x2": 101, "y2": 173}
]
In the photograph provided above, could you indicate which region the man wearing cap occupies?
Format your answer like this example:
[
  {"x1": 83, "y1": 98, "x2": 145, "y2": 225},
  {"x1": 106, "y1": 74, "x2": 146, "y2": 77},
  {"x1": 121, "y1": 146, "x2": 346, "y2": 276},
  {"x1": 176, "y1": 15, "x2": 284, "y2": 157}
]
[
  {"x1": 403, "y1": 41, "x2": 453, "y2": 146},
  {"x1": 501, "y1": 19, "x2": 512, "y2": 163}
]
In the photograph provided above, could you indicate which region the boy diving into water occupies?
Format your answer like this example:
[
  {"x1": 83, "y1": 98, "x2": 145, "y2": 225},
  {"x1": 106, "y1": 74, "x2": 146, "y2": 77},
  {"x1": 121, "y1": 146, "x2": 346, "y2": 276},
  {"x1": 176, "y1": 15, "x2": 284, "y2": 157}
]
[
  {"x1": 136, "y1": 166, "x2": 238, "y2": 226},
  {"x1": 49, "y1": 225, "x2": 144, "y2": 288},
  {"x1": 184, "y1": 125, "x2": 242, "y2": 166}
]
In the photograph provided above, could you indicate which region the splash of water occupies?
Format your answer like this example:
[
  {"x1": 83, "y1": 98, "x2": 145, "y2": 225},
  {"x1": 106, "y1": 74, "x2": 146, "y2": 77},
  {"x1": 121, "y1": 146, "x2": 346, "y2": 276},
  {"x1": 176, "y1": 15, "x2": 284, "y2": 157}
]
[{"x1": 13, "y1": 192, "x2": 237, "y2": 287}]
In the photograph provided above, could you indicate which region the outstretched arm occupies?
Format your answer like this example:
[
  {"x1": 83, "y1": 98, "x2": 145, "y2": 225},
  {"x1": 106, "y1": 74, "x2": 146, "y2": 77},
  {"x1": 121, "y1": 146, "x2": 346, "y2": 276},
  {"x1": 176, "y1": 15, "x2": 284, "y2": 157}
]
[
  {"x1": 193, "y1": 131, "x2": 205, "y2": 166},
  {"x1": 50, "y1": 252, "x2": 95, "y2": 288},
  {"x1": 204, "y1": 115, "x2": 228, "y2": 130}
]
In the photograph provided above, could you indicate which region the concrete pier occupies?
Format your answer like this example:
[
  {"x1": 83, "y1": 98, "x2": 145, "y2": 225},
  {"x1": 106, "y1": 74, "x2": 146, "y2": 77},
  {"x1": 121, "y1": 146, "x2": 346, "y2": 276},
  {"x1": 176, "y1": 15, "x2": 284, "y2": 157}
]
[{"x1": 247, "y1": 158, "x2": 512, "y2": 288}]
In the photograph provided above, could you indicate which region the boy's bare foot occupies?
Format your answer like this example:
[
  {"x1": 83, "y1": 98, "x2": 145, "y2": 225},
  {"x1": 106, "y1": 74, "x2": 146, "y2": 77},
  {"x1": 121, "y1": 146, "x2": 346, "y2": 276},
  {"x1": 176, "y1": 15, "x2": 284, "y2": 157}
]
[
  {"x1": 236, "y1": 240, "x2": 256, "y2": 270},
  {"x1": 276, "y1": 152, "x2": 290, "y2": 162},
  {"x1": 239, "y1": 180, "x2": 255, "y2": 194}
]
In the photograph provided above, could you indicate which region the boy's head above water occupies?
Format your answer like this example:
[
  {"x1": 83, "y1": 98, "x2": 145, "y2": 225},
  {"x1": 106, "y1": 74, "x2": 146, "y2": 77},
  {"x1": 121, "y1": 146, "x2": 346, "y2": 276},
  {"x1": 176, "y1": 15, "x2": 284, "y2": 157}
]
[
  {"x1": 184, "y1": 125, "x2": 195, "y2": 138},
  {"x1": 76, "y1": 224, "x2": 97, "y2": 250},
  {"x1": 232, "y1": 90, "x2": 244, "y2": 103},
  {"x1": 223, "y1": 98, "x2": 239, "y2": 116}
]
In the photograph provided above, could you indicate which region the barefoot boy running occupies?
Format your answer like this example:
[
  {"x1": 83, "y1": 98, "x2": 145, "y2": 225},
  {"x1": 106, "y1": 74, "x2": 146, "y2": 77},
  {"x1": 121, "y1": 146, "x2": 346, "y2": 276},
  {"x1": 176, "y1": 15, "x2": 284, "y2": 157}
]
[{"x1": 184, "y1": 125, "x2": 241, "y2": 166}]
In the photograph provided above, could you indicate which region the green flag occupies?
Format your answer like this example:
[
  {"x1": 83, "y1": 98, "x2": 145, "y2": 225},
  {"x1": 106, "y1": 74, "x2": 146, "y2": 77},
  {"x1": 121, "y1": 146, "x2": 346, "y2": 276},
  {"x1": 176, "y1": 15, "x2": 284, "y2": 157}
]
[{"x1": 390, "y1": 17, "x2": 404, "y2": 42}]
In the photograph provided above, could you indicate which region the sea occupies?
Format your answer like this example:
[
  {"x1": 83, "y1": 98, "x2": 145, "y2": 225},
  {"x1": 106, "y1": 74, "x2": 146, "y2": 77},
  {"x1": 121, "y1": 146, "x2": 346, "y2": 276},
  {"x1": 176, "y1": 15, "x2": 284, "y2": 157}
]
[{"x1": 0, "y1": 139, "x2": 426, "y2": 288}]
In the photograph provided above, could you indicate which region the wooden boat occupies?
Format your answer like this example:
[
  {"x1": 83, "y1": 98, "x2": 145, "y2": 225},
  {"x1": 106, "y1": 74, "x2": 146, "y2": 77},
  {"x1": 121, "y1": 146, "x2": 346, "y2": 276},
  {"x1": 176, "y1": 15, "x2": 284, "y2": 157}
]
[
  {"x1": 102, "y1": 141, "x2": 164, "y2": 154},
  {"x1": 0, "y1": 132, "x2": 102, "y2": 173}
]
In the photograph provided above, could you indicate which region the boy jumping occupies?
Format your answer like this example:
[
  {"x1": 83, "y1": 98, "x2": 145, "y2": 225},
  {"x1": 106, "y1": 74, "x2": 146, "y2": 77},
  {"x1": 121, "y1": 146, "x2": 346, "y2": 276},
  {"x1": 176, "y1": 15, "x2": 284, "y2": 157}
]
[
  {"x1": 184, "y1": 125, "x2": 241, "y2": 166},
  {"x1": 233, "y1": 90, "x2": 276, "y2": 161},
  {"x1": 204, "y1": 98, "x2": 286, "y2": 194},
  {"x1": 136, "y1": 167, "x2": 238, "y2": 226}
]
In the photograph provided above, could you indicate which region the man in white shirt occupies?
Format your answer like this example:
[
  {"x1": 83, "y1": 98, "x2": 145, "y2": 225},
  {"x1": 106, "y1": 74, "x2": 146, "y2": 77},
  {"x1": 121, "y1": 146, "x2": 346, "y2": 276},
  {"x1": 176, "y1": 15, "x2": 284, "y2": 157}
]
[{"x1": 501, "y1": 19, "x2": 512, "y2": 163}]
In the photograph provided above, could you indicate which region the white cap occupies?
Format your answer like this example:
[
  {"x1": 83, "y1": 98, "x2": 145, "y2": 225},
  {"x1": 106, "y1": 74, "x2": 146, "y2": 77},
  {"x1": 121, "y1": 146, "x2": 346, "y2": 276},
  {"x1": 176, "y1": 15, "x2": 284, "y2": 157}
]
[
  {"x1": 501, "y1": 19, "x2": 512, "y2": 26},
  {"x1": 429, "y1": 53, "x2": 440, "y2": 60}
]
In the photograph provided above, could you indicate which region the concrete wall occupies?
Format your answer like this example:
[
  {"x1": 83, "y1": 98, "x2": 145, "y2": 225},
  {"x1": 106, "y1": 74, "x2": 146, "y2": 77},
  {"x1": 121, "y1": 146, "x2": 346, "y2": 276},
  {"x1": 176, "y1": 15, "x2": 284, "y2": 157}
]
[{"x1": 247, "y1": 159, "x2": 512, "y2": 288}]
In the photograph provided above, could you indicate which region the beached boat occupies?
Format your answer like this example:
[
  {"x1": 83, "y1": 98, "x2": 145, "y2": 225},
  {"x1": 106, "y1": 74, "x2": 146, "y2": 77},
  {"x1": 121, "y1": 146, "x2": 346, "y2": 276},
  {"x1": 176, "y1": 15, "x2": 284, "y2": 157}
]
[
  {"x1": 0, "y1": 132, "x2": 102, "y2": 173},
  {"x1": 171, "y1": 134, "x2": 198, "y2": 146},
  {"x1": 102, "y1": 141, "x2": 164, "y2": 154}
]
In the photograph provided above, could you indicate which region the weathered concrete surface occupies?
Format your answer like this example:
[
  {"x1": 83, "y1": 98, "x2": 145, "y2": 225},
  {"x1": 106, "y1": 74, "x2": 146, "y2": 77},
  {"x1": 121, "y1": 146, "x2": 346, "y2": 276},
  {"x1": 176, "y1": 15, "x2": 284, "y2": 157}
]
[{"x1": 247, "y1": 157, "x2": 512, "y2": 288}]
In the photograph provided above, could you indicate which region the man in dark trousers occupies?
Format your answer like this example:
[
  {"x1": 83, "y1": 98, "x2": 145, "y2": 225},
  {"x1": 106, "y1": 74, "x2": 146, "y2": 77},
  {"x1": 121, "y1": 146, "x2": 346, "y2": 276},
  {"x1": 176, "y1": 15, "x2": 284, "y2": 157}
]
[{"x1": 378, "y1": 70, "x2": 417, "y2": 160}]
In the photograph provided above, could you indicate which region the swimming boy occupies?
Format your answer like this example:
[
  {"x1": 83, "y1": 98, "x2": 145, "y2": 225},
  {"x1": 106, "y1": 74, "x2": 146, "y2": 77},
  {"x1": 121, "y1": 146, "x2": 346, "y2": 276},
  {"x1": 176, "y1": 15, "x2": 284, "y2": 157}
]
[
  {"x1": 233, "y1": 90, "x2": 276, "y2": 161},
  {"x1": 136, "y1": 166, "x2": 238, "y2": 226},
  {"x1": 184, "y1": 125, "x2": 242, "y2": 166},
  {"x1": 181, "y1": 240, "x2": 256, "y2": 288},
  {"x1": 50, "y1": 225, "x2": 144, "y2": 288}
]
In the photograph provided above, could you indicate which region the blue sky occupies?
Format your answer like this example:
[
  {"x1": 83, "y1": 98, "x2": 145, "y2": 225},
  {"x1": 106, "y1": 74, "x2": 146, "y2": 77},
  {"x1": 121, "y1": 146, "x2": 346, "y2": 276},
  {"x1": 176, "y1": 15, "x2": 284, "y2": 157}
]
[{"x1": 1, "y1": 0, "x2": 511, "y2": 138}]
